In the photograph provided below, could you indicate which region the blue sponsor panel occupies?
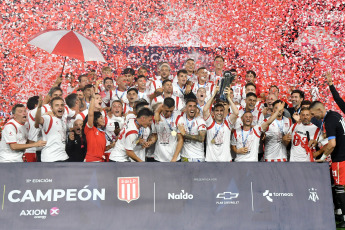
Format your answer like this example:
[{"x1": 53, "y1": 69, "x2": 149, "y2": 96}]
[{"x1": 0, "y1": 163, "x2": 335, "y2": 230}]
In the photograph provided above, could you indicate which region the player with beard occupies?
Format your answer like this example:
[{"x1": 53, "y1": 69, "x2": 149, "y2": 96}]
[
  {"x1": 98, "y1": 77, "x2": 115, "y2": 107},
  {"x1": 177, "y1": 99, "x2": 207, "y2": 162},
  {"x1": 66, "y1": 119, "x2": 87, "y2": 162},
  {"x1": 109, "y1": 108, "x2": 154, "y2": 162},
  {"x1": 203, "y1": 86, "x2": 239, "y2": 162},
  {"x1": 151, "y1": 80, "x2": 184, "y2": 112},
  {"x1": 123, "y1": 88, "x2": 139, "y2": 114},
  {"x1": 241, "y1": 70, "x2": 264, "y2": 100},
  {"x1": 191, "y1": 67, "x2": 215, "y2": 102},
  {"x1": 172, "y1": 69, "x2": 191, "y2": 99},
  {"x1": 288, "y1": 107, "x2": 322, "y2": 162},
  {"x1": 136, "y1": 75, "x2": 150, "y2": 102},
  {"x1": 123, "y1": 68, "x2": 135, "y2": 88},
  {"x1": 209, "y1": 56, "x2": 225, "y2": 85},
  {"x1": 263, "y1": 100, "x2": 292, "y2": 162},
  {"x1": 35, "y1": 96, "x2": 69, "y2": 162},
  {"x1": 148, "y1": 63, "x2": 172, "y2": 98},
  {"x1": 287, "y1": 89, "x2": 304, "y2": 123},
  {"x1": 150, "y1": 98, "x2": 184, "y2": 162},
  {"x1": 0, "y1": 104, "x2": 46, "y2": 162},
  {"x1": 234, "y1": 92, "x2": 264, "y2": 129},
  {"x1": 104, "y1": 75, "x2": 129, "y2": 105},
  {"x1": 310, "y1": 101, "x2": 345, "y2": 228},
  {"x1": 240, "y1": 83, "x2": 264, "y2": 111},
  {"x1": 184, "y1": 59, "x2": 198, "y2": 83},
  {"x1": 231, "y1": 101, "x2": 285, "y2": 161}
]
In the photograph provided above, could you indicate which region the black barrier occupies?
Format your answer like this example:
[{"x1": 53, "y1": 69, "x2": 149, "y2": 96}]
[{"x1": 0, "y1": 163, "x2": 335, "y2": 229}]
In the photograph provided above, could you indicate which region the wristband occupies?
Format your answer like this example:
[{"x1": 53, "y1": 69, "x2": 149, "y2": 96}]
[{"x1": 320, "y1": 154, "x2": 327, "y2": 161}]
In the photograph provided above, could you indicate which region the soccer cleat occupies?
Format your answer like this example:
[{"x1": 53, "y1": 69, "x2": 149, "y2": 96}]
[{"x1": 336, "y1": 221, "x2": 345, "y2": 228}]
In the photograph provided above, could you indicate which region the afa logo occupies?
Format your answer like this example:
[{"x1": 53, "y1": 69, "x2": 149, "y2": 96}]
[{"x1": 117, "y1": 177, "x2": 140, "y2": 203}]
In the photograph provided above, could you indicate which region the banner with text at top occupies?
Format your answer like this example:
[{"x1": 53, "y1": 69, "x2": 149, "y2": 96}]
[{"x1": 0, "y1": 163, "x2": 335, "y2": 230}]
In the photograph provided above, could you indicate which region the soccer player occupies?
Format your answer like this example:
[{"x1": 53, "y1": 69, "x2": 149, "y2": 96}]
[
  {"x1": 151, "y1": 80, "x2": 184, "y2": 112},
  {"x1": 196, "y1": 88, "x2": 207, "y2": 117},
  {"x1": 75, "y1": 93, "x2": 107, "y2": 121},
  {"x1": 109, "y1": 108, "x2": 154, "y2": 162},
  {"x1": 231, "y1": 101, "x2": 285, "y2": 161},
  {"x1": 263, "y1": 100, "x2": 292, "y2": 162},
  {"x1": 98, "y1": 77, "x2": 115, "y2": 106},
  {"x1": 288, "y1": 107, "x2": 321, "y2": 162},
  {"x1": 191, "y1": 67, "x2": 215, "y2": 101},
  {"x1": 0, "y1": 104, "x2": 46, "y2": 162},
  {"x1": 184, "y1": 59, "x2": 197, "y2": 83},
  {"x1": 123, "y1": 88, "x2": 139, "y2": 114},
  {"x1": 123, "y1": 68, "x2": 135, "y2": 87},
  {"x1": 209, "y1": 56, "x2": 225, "y2": 85},
  {"x1": 203, "y1": 86, "x2": 239, "y2": 162},
  {"x1": 103, "y1": 75, "x2": 129, "y2": 105},
  {"x1": 150, "y1": 98, "x2": 184, "y2": 162},
  {"x1": 234, "y1": 92, "x2": 264, "y2": 129},
  {"x1": 177, "y1": 99, "x2": 207, "y2": 162},
  {"x1": 240, "y1": 83, "x2": 264, "y2": 110},
  {"x1": 35, "y1": 96, "x2": 69, "y2": 162},
  {"x1": 25, "y1": 96, "x2": 41, "y2": 162},
  {"x1": 309, "y1": 101, "x2": 345, "y2": 228},
  {"x1": 172, "y1": 69, "x2": 190, "y2": 99},
  {"x1": 148, "y1": 63, "x2": 172, "y2": 97},
  {"x1": 136, "y1": 75, "x2": 150, "y2": 102}
]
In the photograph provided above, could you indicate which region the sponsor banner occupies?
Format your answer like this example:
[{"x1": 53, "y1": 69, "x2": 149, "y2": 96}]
[{"x1": 0, "y1": 162, "x2": 335, "y2": 230}]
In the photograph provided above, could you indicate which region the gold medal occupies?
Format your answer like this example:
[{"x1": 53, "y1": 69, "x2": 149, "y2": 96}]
[
  {"x1": 211, "y1": 139, "x2": 216, "y2": 144},
  {"x1": 171, "y1": 130, "x2": 177, "y2": 136},
  {"x1": 135, "y1": 139, "x2": 140, "y2": 144}
]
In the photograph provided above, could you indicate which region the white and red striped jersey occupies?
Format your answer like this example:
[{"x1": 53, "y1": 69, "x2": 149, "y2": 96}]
[
  {"x1": 103, "y1": 88, "x2": 128, "y2": 105},
  {"x1": 187, "y1": 74, "x2": 198, "y2": 83},
  {"x1": 231, "y1": 125, "x2": 262, "y2": 162},
  {"x1": 205, "y1": 115, "x2": 233, "y2": 162},
  {"x1": 109, "y1": 118, "x2": 141, "y2": 162},
  {"x1": 0, "y1": 119, "x2": 29, "y2": 162},
  {"x1": 234, "y1": 107, "x2": 264, "y2": 130},
  {"x1": 27, "y1": 108, "x2": 42, "y2": 153},
  {"x1": 209, "y1": 72, "x2": 222, "y2": 85},
  {"x1": 151, "y1": 95, "x2": 185, "y2": 112},
  {"x1": 240, "y1": 100, "x2": 265, "y2": 112},
  {"x1": 177, "y1": 114, "x2": 207, "y2": 160},
  {"x1": 152, "y1": 112, "x2": 181, "y2": 162},
  {"x1": 105, "y1": 115, "x2": 125, "y2": 148},
  {"x1": 172, "y1": 82, "x2": 186, "y2": 99},
  {"x1": 231, "y1": 84, "x2": 243, "y2": 104},
  {"x1": 264, "y1": 116, "x2": 292, "y2": 161},
  {"x1": 191, "y1": 81, "x2": 215, "y2": 101},
  {"x1": 288, "y1": 123, "x2": 321, "y2": 162},
  {"x1": 148, "y1": 76, "x2": 174, "y2": 95},
  {"x1": 137, "y1": 89, "x2": 150, "y2": 102},
  {"x1": 41, "y1": 115, "x2": 69, "y2": 162},
  {"x1": 123, "y1": 103, "x2": 134, "y2": 114}
]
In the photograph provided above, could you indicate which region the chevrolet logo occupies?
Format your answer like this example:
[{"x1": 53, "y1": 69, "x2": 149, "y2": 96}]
[{"x1": 216, "y1": 192, "x2": 239, "y2": 200}]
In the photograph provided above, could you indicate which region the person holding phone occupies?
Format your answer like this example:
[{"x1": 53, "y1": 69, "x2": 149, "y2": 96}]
[{"x1": 66, "y1": 119, "x2": 87, "y2": 162}]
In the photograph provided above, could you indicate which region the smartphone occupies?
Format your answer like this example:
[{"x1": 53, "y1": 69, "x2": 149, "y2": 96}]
[{"x1": 114, "y1": 122, "x2": 120, "y2": 130}]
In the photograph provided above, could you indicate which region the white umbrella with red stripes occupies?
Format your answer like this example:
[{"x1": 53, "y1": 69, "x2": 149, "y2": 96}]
[{"x1": 28, "y1": 29, "x2": 106, "y2": 73}]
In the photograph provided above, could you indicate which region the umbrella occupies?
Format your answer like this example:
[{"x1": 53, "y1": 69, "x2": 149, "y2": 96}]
[{"x1": 28, "y1": 29, "x2": 106, "y2": 74}]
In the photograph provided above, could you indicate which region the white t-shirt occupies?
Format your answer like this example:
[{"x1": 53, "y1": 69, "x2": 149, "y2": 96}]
[
  {"x1": 151, "y1": 95, "x2": 185, "y2": 112},
  {"x1": 231, "y1": 84, "x2": 243, "y2": 104},
  {"x1": 234, "y1": 108, "x2": 264, "y2": 129},
  {"x1": 138, "y1": 90, "x2": 150, "y2": 103},
  {"x1": 231, "y1": 125, "x2": 262, "y2": 162},
  {"x1": 103, "y1": 88, "x2": 128, "y2": 105},
  {"x1": 105, "y1": 115, "x2": 125, "y2": 150},
  {"x1": 172, "y1": 82, "x2": 186, "y2": 99},
  {"x1": 205, "y1": 115, "x2": 233, "y2": 162},
  {"x1": 152, "y1": 112, "x2": 181, "y2": 162},
  {"x1": 109, "y1": 118, "x2": 140, "y2": 162},
  {"x1": 288, "y1": 123, "x2": 321, "y2": 162},
  {"x1": 191, "y1": 81, "x2": 215, "y2": 101},
  {"x1": 177, "y1": 114, "x2": 207, "y2": 159},
  {"x1": 131, "y1": 126, "x2": 151, "y2": 162},
  {"x1": 187, "y1": 74, "x2": 198, "y2": 83},
  {"x1": 209, "y1": 72, "x2": 222, "y2": 85},
  {"x1": 41, "y1": 115, "x2": 69, "y2": 162},
  {"x1": 26, "y1": 108, "x2": 42, "y2": 153},
  {"x1": 75, "y1": 109, "x2": 107, "y2": 121},
  {"x1": 264, "y1": 117, "x2": 292, "y2": 161},
  {"x1": 0, "y1": 119, "x2": 29, "y2": 162}
]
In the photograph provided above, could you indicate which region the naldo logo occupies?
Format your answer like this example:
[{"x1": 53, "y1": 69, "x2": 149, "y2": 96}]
[{"x1": 168, "y1": 190, "x2": 193, "y2": 200}]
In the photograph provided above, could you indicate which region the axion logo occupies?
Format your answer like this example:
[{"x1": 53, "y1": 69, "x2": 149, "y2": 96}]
[
  {"x1": 168, "y1": 190, "x2": 193, "y2": 200},
  {"x1": 50, "y1": 207, "x2": 59, "y2": 216},
  {"x1": 117, "y1": 177, "x2": 140, "y2": 203}
]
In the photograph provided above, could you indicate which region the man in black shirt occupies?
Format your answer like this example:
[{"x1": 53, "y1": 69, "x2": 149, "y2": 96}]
[
  {"x1": 325, "y1": 72, "x2": 345, "y2": 114},
  {"x1": 66, "y1": 119, "x2": 87, "y2": 162},
  {"x1": 287, "y1": 89, "x2": 304, "y2": 123},
  {"x1": 310, "y1": 101, "x2": 345, "y2": 227}
]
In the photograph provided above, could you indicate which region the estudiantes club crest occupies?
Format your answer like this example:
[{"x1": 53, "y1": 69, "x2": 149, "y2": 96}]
[{"x1": 117, "y1": 177, "x2": 140, "y2": 203}]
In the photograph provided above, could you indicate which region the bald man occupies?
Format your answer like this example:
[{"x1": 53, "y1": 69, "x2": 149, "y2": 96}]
[{"x1": 310, "y1": 101, "x2": 345, "y2": 228}]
